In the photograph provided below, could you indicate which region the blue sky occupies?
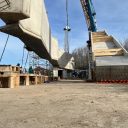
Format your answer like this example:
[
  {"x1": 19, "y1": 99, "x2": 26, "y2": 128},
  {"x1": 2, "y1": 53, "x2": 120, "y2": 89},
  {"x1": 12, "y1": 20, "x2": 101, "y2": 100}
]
[{"x1": 0, "y1": 0, "x2": 128, "y2": 65}]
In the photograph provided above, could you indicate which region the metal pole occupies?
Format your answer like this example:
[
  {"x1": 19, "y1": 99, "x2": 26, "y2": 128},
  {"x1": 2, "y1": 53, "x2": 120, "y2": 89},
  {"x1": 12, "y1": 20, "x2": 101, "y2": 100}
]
[{"x1": 64, "y1": 0, "x2": 71, "y2": 53}]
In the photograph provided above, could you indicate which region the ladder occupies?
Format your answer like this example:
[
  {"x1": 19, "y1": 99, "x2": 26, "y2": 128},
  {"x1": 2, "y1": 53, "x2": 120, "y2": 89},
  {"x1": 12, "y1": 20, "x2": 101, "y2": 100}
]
[{"x1": 0, "y1": 0, "x2": 10, "y2": 11}]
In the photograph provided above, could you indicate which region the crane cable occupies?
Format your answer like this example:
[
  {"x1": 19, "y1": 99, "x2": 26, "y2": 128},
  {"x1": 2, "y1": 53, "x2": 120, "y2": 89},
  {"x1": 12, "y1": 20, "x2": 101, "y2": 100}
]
[
  {"x1": 0, "y1": 34, "x2": 9, "y2": 63},
  {"x1": 21, "y1": 45, "x2": 25, "y2": 67},
  {"x1": 24, "y1": 51, "x2": 29, "y2": 69}
]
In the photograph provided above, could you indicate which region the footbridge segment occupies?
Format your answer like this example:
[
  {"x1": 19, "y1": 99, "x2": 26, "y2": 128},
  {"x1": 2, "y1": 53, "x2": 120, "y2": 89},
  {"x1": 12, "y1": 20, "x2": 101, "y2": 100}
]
[{"x1": 0, "y1": 0, "x2": 74, "y2": 70}]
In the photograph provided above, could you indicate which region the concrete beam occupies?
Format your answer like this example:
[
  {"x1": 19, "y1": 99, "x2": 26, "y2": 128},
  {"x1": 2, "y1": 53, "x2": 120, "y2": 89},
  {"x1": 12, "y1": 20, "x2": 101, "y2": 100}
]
[
  {"x1": 0, "y1": 0, "x2": 30, "y2": 23},
  {"x1": 0, "y1": 0, "x2": 74, "y2": 70}
]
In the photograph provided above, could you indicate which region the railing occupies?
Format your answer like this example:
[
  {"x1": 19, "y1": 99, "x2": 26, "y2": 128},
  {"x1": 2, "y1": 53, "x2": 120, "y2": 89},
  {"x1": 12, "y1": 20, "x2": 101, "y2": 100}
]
[{"x1": 0, "y1": 0, "x2": 10, "y2": 11}]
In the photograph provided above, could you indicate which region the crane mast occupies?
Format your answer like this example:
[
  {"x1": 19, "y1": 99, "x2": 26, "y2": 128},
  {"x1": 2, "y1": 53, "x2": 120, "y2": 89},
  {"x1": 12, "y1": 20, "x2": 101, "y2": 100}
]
[
  {"x1": 80, "y1": 0, "x2": 97, "y2": 80},
  {"x1": 80, "y1": 0, "x2": 97, "y2": 32}
]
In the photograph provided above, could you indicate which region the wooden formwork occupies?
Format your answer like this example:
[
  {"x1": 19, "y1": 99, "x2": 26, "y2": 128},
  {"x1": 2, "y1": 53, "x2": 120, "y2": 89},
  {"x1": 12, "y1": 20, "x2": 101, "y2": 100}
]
[
  {"x1": 0, "y1": 65, "x2": 20, "y2": 73},
  {"x1": 0, "y1": 65, "x2": 57, "y2": 88},
  {"x1": 29, "y1": 75, "x2": 45, "y2": 85},
  {"x1": 90, "y1": 31, "x2": 128, "y2": 81},
  {"x1": 0, "y1": 74, "x2": 53, "y2": 88},
  {"x1": 20, "y1": 74, "x2": 50, "y2": 86},
  {"x1": 0, "y1": 76, "x2": 9, "y2": 88},
  {"x1": 94, "y1": 48, "x2": 124, "y2": 56},
  {"x1": 0, "y1": 74, "x2": 19, "y2": 88},
  {"x1": 91, "y1": 31, "x2": 126, "y2": 57}
]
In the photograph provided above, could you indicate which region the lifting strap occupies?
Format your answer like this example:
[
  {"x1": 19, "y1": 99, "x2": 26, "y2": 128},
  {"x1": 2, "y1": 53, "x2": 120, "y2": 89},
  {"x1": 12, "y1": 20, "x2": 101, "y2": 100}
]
[{"x1": 0, "y1": 34, "x2": 9, "y2": 63}]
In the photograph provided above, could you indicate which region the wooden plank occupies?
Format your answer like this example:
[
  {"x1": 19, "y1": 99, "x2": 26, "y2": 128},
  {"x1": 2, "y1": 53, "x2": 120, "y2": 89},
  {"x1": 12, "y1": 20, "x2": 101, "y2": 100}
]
[
  {"x1": 0, "y1": 65, "x2": 20, "y2": 73},
  {"x1": 92, "y1": 35, "x2": 106, "y2": 38},
  {"x1": 94, "y1": 48, "x2": 123, "y2": 52},
  {"x1": 94, "y1": 52, "x2": 123, "y2": 56},
  {"x1": 92, "y1": 32, "x2": 106, "y2": 36},
  {"x1": 92, "y1": 34, "x2": 107, "y2": 38},
  {"x1": 94, "y1": 49, "x2": 124, "y2": 56},
  {"x1": 92, "y1": 35, "x2": 108, "y2": 39},
  {"x1": 93, "y1": 36, "x2": 113, "y2": 43}
]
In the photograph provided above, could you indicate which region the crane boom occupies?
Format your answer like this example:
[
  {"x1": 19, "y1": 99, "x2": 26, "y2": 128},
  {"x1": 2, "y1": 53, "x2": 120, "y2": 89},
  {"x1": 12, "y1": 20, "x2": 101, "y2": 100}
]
[{"x1": 80, "y1": 0, "x2": 97, "y2": 32}]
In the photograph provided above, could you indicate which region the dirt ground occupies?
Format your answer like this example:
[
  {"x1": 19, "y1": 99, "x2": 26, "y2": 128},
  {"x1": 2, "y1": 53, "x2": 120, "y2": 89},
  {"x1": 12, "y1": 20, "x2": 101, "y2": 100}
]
[{"x1": 0, "y1": 80, "x2": 128, "y2": 128}]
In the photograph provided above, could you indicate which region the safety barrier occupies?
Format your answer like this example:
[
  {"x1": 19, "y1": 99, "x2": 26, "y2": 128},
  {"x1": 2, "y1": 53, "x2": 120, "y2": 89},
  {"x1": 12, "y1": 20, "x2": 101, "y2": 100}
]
[{"x1": 97, "y1": 80, "x2": 128, "y2": 84}]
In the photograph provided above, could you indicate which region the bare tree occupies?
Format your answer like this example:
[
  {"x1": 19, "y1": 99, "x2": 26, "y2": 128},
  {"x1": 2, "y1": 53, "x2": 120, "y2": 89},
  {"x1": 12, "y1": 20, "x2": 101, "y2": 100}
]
[{"x1": 72, "y1": 46, "x2": 88, "y2": 69}]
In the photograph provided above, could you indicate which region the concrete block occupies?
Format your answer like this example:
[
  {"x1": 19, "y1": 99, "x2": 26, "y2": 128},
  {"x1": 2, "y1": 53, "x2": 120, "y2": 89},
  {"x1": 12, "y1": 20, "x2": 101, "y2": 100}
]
[{"x1": 0, "y1": 0, "x2": 31, "y2": 23}]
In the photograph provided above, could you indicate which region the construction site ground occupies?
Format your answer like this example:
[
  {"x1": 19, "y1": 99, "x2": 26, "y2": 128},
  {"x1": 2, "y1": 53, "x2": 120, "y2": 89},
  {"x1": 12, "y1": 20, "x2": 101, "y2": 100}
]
[{"x1": 0, "y1": 80, "x2": 128, "y2": 128}]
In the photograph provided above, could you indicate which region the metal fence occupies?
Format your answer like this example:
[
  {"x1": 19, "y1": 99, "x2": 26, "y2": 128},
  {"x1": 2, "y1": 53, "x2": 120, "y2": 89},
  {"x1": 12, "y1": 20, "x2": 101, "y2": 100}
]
[{"x1": 96, "y1": 66, "x2": 128, "y2": 81}]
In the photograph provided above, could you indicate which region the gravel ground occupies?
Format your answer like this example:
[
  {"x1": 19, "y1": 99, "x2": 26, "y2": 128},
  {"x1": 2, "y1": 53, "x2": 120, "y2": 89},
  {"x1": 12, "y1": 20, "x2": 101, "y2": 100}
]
[{"x1": 0, "y1": 80, "x2": 128, "y2": 128}]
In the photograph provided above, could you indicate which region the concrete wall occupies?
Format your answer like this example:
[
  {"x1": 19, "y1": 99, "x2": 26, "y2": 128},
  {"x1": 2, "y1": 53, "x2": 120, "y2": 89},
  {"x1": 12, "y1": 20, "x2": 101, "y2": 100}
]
[
  {"x1": 20, "y1": 0, "x2": 42, "y2": 38},
  {"x1": 51, "y1": 38, "x2": 75, "y2": 70},
  {"x1": 58, "y1": 49, "x2": 74, "y2": 70},
  {"x1": 51, "y1": 37, "x2": 59, "y2": 60},
  {"x1": 20, "y1": 0, "x2": 51, "y2": 52}
]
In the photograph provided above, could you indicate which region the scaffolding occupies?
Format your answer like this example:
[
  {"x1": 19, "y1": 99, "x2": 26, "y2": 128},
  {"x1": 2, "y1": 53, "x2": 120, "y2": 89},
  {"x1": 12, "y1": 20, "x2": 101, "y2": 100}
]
[
  {"x1": 28, "y1": 51, "x2": 52, "y2": 76},
  {"x1": 29, "y1": 51, "x2": 50, "y2": 70}
]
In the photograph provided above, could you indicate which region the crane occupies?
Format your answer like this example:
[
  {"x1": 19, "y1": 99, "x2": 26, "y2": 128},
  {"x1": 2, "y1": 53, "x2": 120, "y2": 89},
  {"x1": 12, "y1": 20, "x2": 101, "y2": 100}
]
[
  {"x1": 80, "y1": 0, "x2": 98, "y2": 80},
  {"x1": 80, "y1": 0, "x2": 97, "y2": 32},
  {"x1": 80, "y1": 0, "x2": 128, "y2": 82}
]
